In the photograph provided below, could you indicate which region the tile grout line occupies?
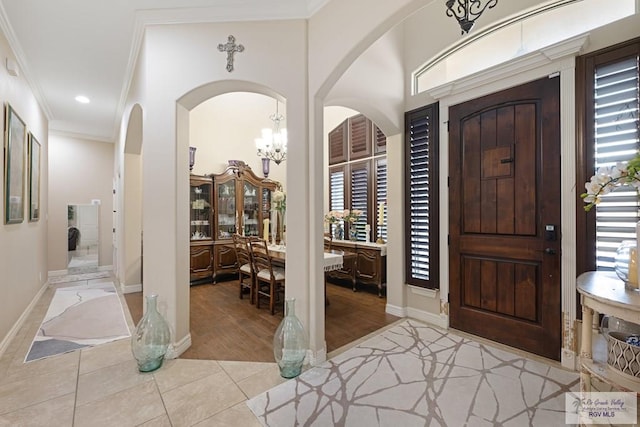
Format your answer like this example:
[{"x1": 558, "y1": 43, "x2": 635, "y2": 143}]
[
  {"x1": 151, "y1": 374, "x2": 173, "y2": 426},
  {"x1": 72, "y1": 351, "x2": 80, "y2": 427}
]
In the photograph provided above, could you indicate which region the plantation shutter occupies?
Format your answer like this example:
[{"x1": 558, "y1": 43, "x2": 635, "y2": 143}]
[
  {"x1": 593, "y1": 55, "x2": 640, "y2": 270},
  {"x1": 405, "y1": 103, "x2": 439, "y2": 288},
  {"x1": 350, "y1": 162, "x2": 369, "y2": 240},
  {"x1": 329, "y1": 167, "x2": 346, "y2": 233},
  {"x1": 349, "y1": 115, "x2": 372, "y2": 160},
  {"x1": 375, "y1": 158, "x2": 387, "y2": 242},
  {"x1": 374, "y1": 124, "x2": 387, "y2": 154},
  {"x1": 328, "y1": 121, "x2": 348, "y2": 165}
]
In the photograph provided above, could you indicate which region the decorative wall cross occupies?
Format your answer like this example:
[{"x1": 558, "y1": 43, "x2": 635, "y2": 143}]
[{"x1": 217, "y1": 35, "x2": 244, "y2": 72}]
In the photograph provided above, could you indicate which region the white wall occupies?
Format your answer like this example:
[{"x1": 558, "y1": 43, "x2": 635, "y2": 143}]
[
  {"x1": 124, "y1": 19, "x2": 308, "y2": 356},
  {"x1": 325, "y1": 25, "x2": 405, "y2": 135},
  {"x1": 0, "y1": 29, "x2": 49, "y2": 353},
  {"x1": 121, "y1": 0, "x2": 581, "y2": 363},
  {"x1": 190, "y1": 92, "x2": 287, "y2": 186},
  {"x1": 47, "y1": 134, "x2": 114, "y2": 272},
  {"x1": 110, "y1": 0, "x2": 640, "y2": 365}
]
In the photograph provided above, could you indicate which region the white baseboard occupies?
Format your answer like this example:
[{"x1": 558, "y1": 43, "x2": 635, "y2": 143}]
[
  {"x1": 561, "y1": 348, "x2": 578, "y2": 371},
  {"x1": 121, "y1": 283, "x2": 142, "y2": 294},
  {"x1": 307, "y1": 346, "x2": 327, "y2": 366},
  {"x1": 48, "y1": 269, "x2": 67, "y2": 277},
  {"x1": 386, "y1": 304, "x2": 448, "y2": 329},
  {"x1": 166, "y1": 333, "x2": 192, "y2": 359},
  {"x1": 0, "y1": 281, "x2": 49, "y2": 359},
  {"x1": 406, "y1": 307, "x2": 448, "y2": 329},
  {"x1": 385, "y1": 303, "x2": 407, "y2": 318}
]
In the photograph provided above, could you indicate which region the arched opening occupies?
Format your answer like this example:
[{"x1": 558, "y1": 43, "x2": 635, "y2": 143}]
[{"x1": 177, "y1": 82, "x2": 290, "y2": 361}]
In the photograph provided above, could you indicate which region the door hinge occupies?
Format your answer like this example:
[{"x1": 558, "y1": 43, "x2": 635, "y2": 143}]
[
  {"x1": 447, "y1": 234, "x2": 450, "y2": 246},
  {"x1": 446, "y1": 120, "x2": 450, "y2": 132},
  {"x1": 447, "y1": 176, "x2": 450, "y2": 187}
]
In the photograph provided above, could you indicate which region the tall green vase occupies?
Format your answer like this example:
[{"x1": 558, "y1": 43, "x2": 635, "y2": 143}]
[
  {"x1": 131, "y1": 294, "x2": 171, "y2": 372},
  {"x1": 273, "y1": 298, "x2": 308, "y2": 378}
]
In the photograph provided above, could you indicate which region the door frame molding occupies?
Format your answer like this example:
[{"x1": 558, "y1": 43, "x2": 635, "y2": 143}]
[{"x1": 426, "y1": 34, "x2": 588, "y2": 370}]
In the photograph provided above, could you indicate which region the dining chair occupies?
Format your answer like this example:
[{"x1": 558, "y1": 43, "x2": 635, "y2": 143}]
[
  {"x1": 323, "y1": 232, "x2": 333, "y2": 250},
  {"x1": 250, "y1": 239, "x2": 285, "y2": 314},
  {"x1": 233, "y1": 234, "x2": 256, "y2": 303}
]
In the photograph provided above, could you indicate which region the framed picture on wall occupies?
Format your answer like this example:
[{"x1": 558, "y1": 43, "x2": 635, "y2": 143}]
[
  {"x1": 3, "y1": 103, "x2": 26, "y2": 224},
  {"x1": 28, "y1": 132, "x2": 41, "y2": 221}
]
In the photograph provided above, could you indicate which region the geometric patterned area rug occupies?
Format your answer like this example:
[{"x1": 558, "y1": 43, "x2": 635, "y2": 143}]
[
  {"x1": 25, "y1": 281, "x2": 130, "y2": 362},
  {"x1": 247, "y1": 320, "x2": 579, "y2": 427}
]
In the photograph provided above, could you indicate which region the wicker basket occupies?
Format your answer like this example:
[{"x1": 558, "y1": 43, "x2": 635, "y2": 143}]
[{"x1": 605, "y1": 331, "x2": 640, "y2": 378}]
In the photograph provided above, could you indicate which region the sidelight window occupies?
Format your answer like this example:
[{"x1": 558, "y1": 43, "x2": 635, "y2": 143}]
[{"x1": 404, "y1": 103, "x2": 439, "y2": 288}]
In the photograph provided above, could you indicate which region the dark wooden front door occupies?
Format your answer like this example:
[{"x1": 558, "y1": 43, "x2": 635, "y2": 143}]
[{"x1": 448, "y1": 76, "x2": 561, "y2": 360}]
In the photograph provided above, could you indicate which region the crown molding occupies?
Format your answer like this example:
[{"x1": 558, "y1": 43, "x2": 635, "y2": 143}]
[
  {"x1": 0, "y1": 1, "x2": 53, "y2": 120},
  {"x1": 49, "y1": 129, "x2": 115, "y2": 144}
]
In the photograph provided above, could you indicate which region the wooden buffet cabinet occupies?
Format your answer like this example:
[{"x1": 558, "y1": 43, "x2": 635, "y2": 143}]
[
  {"x1": 327, "y1": 240, "x2": 387, "y2": 296},
  {"x1": 210, "y1": 162, "x2": 279, "y2": 282}
]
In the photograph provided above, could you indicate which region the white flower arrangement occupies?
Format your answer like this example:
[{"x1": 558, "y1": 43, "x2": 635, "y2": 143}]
[
  {"x1": 272, "y1": 189, "x2": 286, "y2": 213},
  {"x1": 582, "y1": 155, "x2": 640, "y2": 212},
  {"x1": 343, "y1": 209, "x2": 363, "y2": 223},
  {"x1": 324, "y1": 210, "x2": 343, "y2": 224}
]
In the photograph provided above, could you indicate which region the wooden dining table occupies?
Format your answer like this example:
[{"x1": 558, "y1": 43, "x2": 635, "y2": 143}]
[
  {"x1": 266, "y1": 244, "x2": 355, "y2": 306},
  {"x1": 266, "y1": 244, "x2": 348, "y2": 272}
]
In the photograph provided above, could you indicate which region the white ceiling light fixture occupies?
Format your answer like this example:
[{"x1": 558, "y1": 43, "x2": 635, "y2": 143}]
[
  {"x1": 255, "y1": 100, "x2": 287, "y2": 166},
  {"x1": 75, "y1": 95, "x2": 90, "y2": 104}
]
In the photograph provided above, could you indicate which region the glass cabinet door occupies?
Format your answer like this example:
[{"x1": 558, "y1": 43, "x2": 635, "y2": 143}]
[
  {"x1": 243, "y1": 181, "x2": 259, "y2": 237},
  {"x1": 190, "y1": 180, "x2": 212, "y2": 241},
  {"x1": 217, "y1": 179, "x2": 236, "y2": 239}
]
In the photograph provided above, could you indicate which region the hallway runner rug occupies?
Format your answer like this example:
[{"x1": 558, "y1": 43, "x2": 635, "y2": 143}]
[
  {"x1": 247, "y1": 320, "x2": 579, "y2": 427},
  {"x1": 25, "y1": 281, "x2": 130, "y2": 362}
]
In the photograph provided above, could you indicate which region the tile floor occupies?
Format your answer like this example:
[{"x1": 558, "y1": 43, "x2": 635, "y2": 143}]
[{"x1": 0, "y1": 274, "x2": 287, "y2": 426}]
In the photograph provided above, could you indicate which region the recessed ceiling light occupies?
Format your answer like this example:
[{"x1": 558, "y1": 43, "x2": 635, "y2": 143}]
[{"x1": 75, "y1": 95, "x2": 90, "y2": 104}]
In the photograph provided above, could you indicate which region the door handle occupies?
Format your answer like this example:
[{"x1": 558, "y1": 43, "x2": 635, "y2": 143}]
[{"x1": 544, "y1": 248, "x2": 557, "y2": 255}]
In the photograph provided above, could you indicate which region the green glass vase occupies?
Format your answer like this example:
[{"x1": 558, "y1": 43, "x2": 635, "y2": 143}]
[
  {"x1": 273, "y1": 298, "x2": 308, "y2": 378},
  {"x1": 131, "y1": 294, "x2": 171, "y2": 372}
]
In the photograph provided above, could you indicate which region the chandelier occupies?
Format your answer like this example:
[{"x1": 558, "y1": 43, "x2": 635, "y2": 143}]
[
  {"x1": 256, "y1": 101, "x2": 287, "y2": 165},
  {"x1": 445, "y1": 0, "x2": 498, "y2": 35}
]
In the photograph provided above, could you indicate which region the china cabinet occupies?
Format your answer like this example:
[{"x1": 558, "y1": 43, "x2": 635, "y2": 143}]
[
  {"x1": 211, "y1": 162, "x2": 279, "y2": 281},
  {"x1": 190, "y1": 175, "x2": 214, "y2": 284}
]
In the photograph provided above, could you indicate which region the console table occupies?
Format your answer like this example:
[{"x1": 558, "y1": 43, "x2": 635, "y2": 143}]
[{"x1": 577, "y1": 271, "x2": 640, "y2": 394}]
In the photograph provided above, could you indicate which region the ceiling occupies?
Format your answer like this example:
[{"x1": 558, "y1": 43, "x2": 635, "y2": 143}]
[{"x1": 0, "y1": 0, "x2": 328, "y2": 142}]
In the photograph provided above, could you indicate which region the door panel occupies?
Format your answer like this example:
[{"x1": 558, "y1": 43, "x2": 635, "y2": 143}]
[{"x1": 449, "y1": 76, "x2": 561, "y2": 360}]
